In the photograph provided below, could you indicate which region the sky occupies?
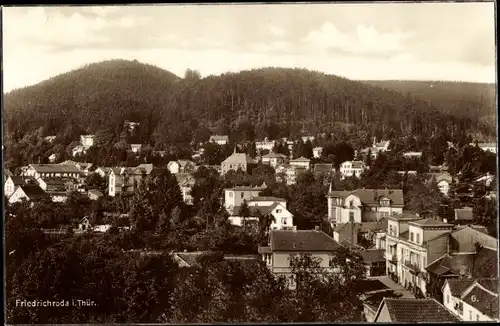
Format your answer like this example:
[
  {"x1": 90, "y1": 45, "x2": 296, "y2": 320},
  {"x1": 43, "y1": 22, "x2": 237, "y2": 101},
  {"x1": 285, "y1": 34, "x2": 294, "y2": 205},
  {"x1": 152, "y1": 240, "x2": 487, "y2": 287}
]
[{"x1": 2, "y1": 3, "x2": 496, "y2": 92}]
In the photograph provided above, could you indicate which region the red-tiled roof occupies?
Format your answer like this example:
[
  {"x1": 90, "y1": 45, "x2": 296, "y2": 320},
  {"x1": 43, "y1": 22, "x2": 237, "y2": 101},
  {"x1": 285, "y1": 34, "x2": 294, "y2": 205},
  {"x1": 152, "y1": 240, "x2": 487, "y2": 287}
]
[
  {"x1": 270, "y1": 230, "x2": 340, "y2": 252},
  {"x1": 377, "y1": 298, "x2": 460, "y2": 322}
]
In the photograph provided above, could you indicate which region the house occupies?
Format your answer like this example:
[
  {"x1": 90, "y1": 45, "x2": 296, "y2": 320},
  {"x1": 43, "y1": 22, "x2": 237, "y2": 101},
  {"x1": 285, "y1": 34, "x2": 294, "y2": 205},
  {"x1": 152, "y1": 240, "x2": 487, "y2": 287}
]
[
  {"x1": 44, "y1": 135, "x2": 56, "y2": 143},
  {"x1": 361, "y1": 138, "x2": 391, "y2": 160},
  {"x1": 167, "y1": 160, "x2": 196, "y2": 175},
  {"x1": 209, "y1": 135, "x2": 229, "y2": 145},
  {"x1": 229, "y1": 198, "x2": 294, "y2": 230},
  {"x1": 223, "y1": 184, "x2": 268, "y2": 210},
  {"x1": 175, "y1": 173, "x2": 195, "y2": 205},
  {"x1": 427, "y1": 172, "x2": 453, "y2": 197},
  {"x1": 8, "y1": 184, "x2": 49, "y2": 204},
  {"x1": 327, "y1": 188, "x2": 404, "y2": 225},
  {"x1": 360, "y1": 249, "x2": 386, "y2": 277},
  {"x1": 48, "y1": 153, "x2": 57, "y2": 163},
  {"x1": 258, "y1": 229, "x2": 341, "y2": 289},
  {"x1": 124, "y1": 120, "x2": 140, "y2": 131},
  {"x1": 108, "y1": 164, "x2": 154, "y2": 197},
  {"x1": 75, "y1": 162, "x2": 93, "y2": 175},
  {"x1": 442, "y1": 278, "x2": 499, "y2": 321},
  {"x1": 289, "y1": 156, "x2": 311, "y2": 170},
  {"x1": 130, "y1": 144, "x2": 142, "y2": 153},
  {"x1": 313, "y1": 147, "x2": 323, "y2": 158},
  {"x1": 261, "y1": 152, "x2": 287, "y2": 168},
  {"x1": 22, "y1": 164, "x2": 81, "y2": 180},
  {"x1": 88, "y1": 189, "x2": 104, "y2": 200},
  {"x1": 403, "y1": 151, "x2": 423, "y2": 159},
  {"x1": 72, "y1": 145, "x2": 86, "y2": 157},
  {"x1": 80, "y1": 134, "x2": 95, "y2": 149},
  {"x1": 276, "y1": 165, "x2": 307, "y2": 185},
  {"x1": 332, "y1": 219, "x2": 388, "y2": 249},
  {"x1": 4, "y1": 176, "x2": 36, "y2": 198},
  {"x1": 220, "y1": 149, "x2": 257, "y2": 175},
  {"x1": 339, "y1": 160, "x2": 367, "y2": 180},
  {"x1": 454, "y1": 207, "x2": 474, "y2": 225},
  {"x1": 36, "y1": 177, "x2": 75, "y2": 192},
  {"x1": 476, "y1": 142, "x2": 496, "y2": 154},
  {"x1": 313, "y1": 163, "x2": 334, "y2": 176},
  {"x1": 373, "y1": 298, "x2": 459, "y2": 323},
  {"x1": 255, "y1": 137, "x2": 275, "y2": 153},
  {"x1": 94, "y1": 167, "x2": 112, "y2": 178}
]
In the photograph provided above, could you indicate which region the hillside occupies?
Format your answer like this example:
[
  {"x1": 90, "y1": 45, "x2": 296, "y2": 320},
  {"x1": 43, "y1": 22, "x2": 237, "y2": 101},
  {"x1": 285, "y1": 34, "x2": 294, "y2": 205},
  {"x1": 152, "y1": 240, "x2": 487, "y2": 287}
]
[
  {"x1": 3, "y1": 60, "x2": 495, "y2": 161},
  {"x1": 362, "y1": 80, "x2": 496, "y2": 121}
]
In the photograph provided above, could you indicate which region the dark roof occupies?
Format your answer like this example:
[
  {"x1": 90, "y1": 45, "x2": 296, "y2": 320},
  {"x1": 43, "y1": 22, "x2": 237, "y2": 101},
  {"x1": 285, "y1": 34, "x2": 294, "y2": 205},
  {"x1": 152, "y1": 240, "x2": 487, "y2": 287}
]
[
  {"x1": 378, "y1": 298, "x2": 460, "y2": 322},
  {"x1": 232, "y1": 203, "x2": 283, "y2": 217},
  {"x1": 250, "y1": 196, "x2": 286, "y2": 202},
  {"x1": 426, "y1": 253, "x2": 475, "y2": 277},
  {"x1": 359, "y1": 218, "x2": 388, "y2": 233},
  {"x1": 390, "y1": 211, "x2": 422, "y2": 221},
  {"x1": 8, "y1": 176, "x2": 33, "y2": 186},
  {"x1": 328, "y1": 188, "x2": 404, "y2": 207},
  {"x1": 462, "y1": 283, "x2": 499, "y2": 319},
  {"x1": 399, "y1": 231, "x2": 409, "y2": 241},
  {"x1": 360, "y1": 249, "x2": 385, "y2": 264},
  {"x1": 270, "y1": 230, "x2": 340, "y2": 252},
  {"x1": 29, "y1": 164, "x2": 80, "y2": 174},
  {"x1": 40, "y1": 177, "x2": 74, "y2": 185},
  {"x1": 454, "y1": 207, "x2": 474, "y2": 220},
  {"x1": 19, "y1": 184, "x2": 49, "y2": 199},
  {"x1": 477, "y1": 278, "x2": 499, "y2": 293},
  {"x1": 176, "y1": 252, "x2": 204, "y2": 267},
  {"x1": 444, "y1": 278, "x2": 476, "y2": 296},
  {"x1": 449, "y1": 226, "x2": 498, "y2": 252}
]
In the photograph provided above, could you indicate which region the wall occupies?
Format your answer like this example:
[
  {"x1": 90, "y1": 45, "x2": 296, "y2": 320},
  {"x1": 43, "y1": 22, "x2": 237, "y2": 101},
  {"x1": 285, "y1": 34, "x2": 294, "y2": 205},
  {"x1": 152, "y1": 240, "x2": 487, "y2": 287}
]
[
  {"x1": 442, "y1": 283, "x2": 458, "y2": 316},
  {"x1": 426, "y1": 235, "x2": 449, "y2": 268},
  {"x1": 462, "y1": 301, "x2": 494, "y2": 322},
  {"x1": 8, "y1": 188, "x2": 26, "y2": 203},
  {"x1": 4, "y1": 179, "x2": 15, "y2": 197},
  {"x1": 374, "y1": 304, "x2": 391, "y2": 322},
  {"x1": 269, "y1": 205, "x2": 294, "y2": 229},
  {"x1": 408, "y1": 225, "x2": 424, "y2": 245},
  {"x1": 272, "y1": 251, "x2": 331, "y2": 273}
]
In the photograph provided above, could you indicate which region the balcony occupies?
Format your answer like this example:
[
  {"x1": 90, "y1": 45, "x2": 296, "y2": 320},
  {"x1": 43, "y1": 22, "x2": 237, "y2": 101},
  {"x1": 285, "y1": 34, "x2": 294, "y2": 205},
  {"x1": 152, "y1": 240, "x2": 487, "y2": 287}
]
[
  {"x1": 404, "y1": 260, "x2": 421, "y2": 274},
  {"x1": 384, "y1": 252, "x2": 398, "y2": 263}
]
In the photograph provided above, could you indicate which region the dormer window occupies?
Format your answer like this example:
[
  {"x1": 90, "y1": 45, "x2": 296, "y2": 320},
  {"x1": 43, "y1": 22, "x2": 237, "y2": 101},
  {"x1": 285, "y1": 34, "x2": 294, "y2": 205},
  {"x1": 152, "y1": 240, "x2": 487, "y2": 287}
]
[{"x1": 380, "y1": 199, "x2": 390, "y2": 207}]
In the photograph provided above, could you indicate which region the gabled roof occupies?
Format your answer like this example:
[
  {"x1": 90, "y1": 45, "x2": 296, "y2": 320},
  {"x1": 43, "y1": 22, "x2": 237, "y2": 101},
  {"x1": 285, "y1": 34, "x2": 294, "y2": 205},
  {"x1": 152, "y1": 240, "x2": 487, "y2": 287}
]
[
  {"x1": 269, "y1": 230, "x2": 340, "y2": 252},
  {"x1": 360, "y1": 249, "x2": 385, "y2": 264},
  {"x1": 443, "y1": 278, "x2": 476, "y2": 297},
  {"x1": 262, "y1": 152, "x2": 287, "y2": 159},
  {"x1": 374, "y1": 298, "x2": 460, "y2": 322},
  {"x1": 222, "y1": 153, "x2": 257, "y2": 165},
  {"x1": 232, "y1": 202, "x2": 286, "y2": 217},
  {"x1": 39, "y1": 177, "x2": 74, "y2": 185},
  {"x1": 7, "y1": 176, "x2": 34, "y2": 186},
  {"x1": 313, "y1": 163, "x2": 333, "y2": 174},
  {"x1": 342, "y1": 160, "x2": 365, "y2": 169},
  {"x1": 426, "y1": 253, "x2": 475, "y2": 277},
  {"x1": 462, "y1": 281, "x2": 499, "y2": 319},
  {"x1": 17, "y1": 184, "x2": 49, "y2": 200},
  {"x1": 449, "y1": 226, "x2": 498, "y2": 252},
  {"x1": 329, "y1": 188, "x2": 404, "y2": 207}
]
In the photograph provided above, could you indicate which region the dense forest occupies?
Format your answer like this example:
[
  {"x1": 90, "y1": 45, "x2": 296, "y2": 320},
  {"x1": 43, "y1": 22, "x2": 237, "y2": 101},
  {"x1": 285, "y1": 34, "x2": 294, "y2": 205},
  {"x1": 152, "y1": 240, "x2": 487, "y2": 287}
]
[{"x1": 3, "y1": 59, "x2": 496, "y2": 168}]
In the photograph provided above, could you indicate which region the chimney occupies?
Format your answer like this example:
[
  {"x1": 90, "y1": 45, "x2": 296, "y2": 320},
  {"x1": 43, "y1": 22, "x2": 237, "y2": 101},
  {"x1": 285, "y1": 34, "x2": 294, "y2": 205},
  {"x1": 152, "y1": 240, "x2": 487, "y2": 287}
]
[{"x1": 183, "y1": 249, "x2": 187, "y2": 253}]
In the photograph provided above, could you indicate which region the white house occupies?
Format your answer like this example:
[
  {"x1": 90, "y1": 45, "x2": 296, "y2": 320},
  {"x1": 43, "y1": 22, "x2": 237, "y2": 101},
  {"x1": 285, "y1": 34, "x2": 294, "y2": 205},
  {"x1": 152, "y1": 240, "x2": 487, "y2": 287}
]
[
  {"x1": 21, "y1": 164, "x2": 81, "y2": 180},
  {"x1": 229, "y1": 200, "x2": 294, "y2": 231},
  {"x1": 403, "y1": 151, "x2": 423, "y2": 159},
  {"x1": 328, "y1": 188, "x2": 404, "y2": 225},
  {"x1": 72, "y1": 145, "x2": 85, "y2": 157},
  {"x1": 256, "y1": 138, "x2": 275, "y2": 153},
  {"x1": 108, "y1": 164, "x2": 154, "y2": 197},
  {"x1": 8, "y1": 184, "x2": 49, "y2": 204},
  {"x1": 442, "y1": 278, "x2": 499, "y2": 322},
  {"x1": 313, "y1": 147, "x2": 323, "y2": 158},
  {"x1": 223, "y1": 184, "x2": 267, "y2": 211},
  {"x1": 167, "y1": 160, "x2": 196, "y2": 175},
  {"x1": 175, "y1": 173, "x2": 195, "y2": 205},
  {"x1": 301, "y1": 136, "x2": 315, "y2": 143},
  {"x1": 80, "y1": 135, "x2": 95, "y2": 149},
  {"x1": 209, "y1": 135, "x2": 229, "y2": 145},
  {"x1": 48, "y1": 153, "x2": 57, "y2": 163},
  {"x1": 428, "y1": 172, "x2": 453, "y2": 197},
  {"x1": 4, "y1": 176, "x2": 36, "y2": 198},
  {"x1": 339, "y1": 160, "x2": 367, "y2": 180},
  {"x1": 44, "y1": 135, "x2": 56, "y2": 143},
  {"x1": 476, "y1": 142, "x2": 496, "y2": 154},
  {"x1": 94, "y1": 167, "x2": 112, "y2": 178},
  {"x1": 130, "y1": 144, "x2": 142, "y2": 153},
  {"x1": 290, "y1": 156, "x2": 311, "y2": 170},
  {"x1": 261, "y1": 152, "x2": 287, "y2": 168},
  {"x1": 361, "y1": 138, "x2": 391, "y2": 160}
]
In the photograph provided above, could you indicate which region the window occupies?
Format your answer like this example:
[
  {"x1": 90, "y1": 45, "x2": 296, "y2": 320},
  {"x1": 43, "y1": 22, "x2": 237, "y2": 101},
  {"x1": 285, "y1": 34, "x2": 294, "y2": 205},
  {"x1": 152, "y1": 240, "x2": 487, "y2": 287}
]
[
  {"x1": 229, "y1": 192, "x2": 233, "y2": 198},
  {"x1": 240, "y1": 192, "x2": 244, "y2": 199},
  {"x1": 410, "y1": 232, "x2": 414, "y2": 242},
  {"x1": 349, "y1": 211, "x2": 355, "y2": 222},
  {"x1": 446, "y1": 295, "x2": 449, "y2": 304},
  {"x1": 469, "y1": 310, "x2": 472, "y2": 321},
  {"x1": 416, "y1": 233, "x2": 420, "y2": 244},
  {"x1": 276, "y1": 209, "x2": 282, "y2": 213},
  {"x1": 476, "y1": 314, "x2": 479, "y2": 321},
  {"x1": 281, "y1": 218, "x2": 288, "y2": 225},
  {"x1": 389, "y1": 225, "x2": 393, "y2": 234}
]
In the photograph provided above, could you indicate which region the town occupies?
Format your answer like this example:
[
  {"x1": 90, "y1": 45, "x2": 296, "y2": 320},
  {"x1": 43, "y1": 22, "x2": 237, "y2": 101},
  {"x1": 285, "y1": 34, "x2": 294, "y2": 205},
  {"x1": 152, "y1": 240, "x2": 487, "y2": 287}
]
[{"x1": 4, "y1": 128, "x2": 498, "y2": 323}]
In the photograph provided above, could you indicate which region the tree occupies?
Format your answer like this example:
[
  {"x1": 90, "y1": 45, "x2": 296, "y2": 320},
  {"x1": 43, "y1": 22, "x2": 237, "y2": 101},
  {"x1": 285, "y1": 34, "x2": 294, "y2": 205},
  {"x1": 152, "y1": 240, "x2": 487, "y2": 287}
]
[
  {"x1": 184, "y1": 68, "x2": 201, "y2": 81},
  {"x1": 404, "y1": 179, "x2": 444, "y2": 215},
  {"x1": 239, "y1": 199, "x2": 251, "y2": 230},
  {"x1": 289, "y1": 172, "x2": 328, "y2": 229}
]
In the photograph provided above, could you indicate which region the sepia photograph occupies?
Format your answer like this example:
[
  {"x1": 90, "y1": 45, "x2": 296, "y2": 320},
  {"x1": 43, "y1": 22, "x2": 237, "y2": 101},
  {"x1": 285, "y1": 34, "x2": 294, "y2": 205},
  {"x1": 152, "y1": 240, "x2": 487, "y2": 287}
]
[{"x1": 2, "y1": 2, "x2": 498, "y2": 324}]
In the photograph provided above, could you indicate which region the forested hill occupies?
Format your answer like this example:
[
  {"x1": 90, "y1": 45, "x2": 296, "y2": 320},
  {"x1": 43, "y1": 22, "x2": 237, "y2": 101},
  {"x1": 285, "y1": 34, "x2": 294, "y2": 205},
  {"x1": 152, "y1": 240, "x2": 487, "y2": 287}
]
[
  {"x1": 3, "y1": 60, "x2": 495, "y2": 153},
  {"x1": 362, "y1": 80, "x2": 496, "y2": 121}
]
